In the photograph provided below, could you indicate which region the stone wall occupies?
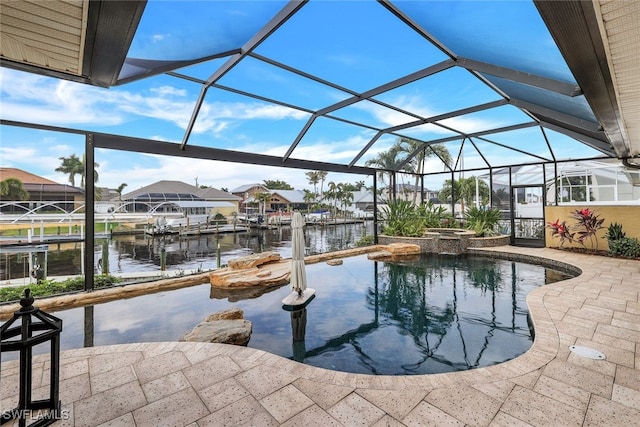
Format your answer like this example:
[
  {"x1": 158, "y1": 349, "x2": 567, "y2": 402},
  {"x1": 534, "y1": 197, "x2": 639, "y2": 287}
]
[{"x1": 378, "y1": 230, "x2": 509, "y2": 254}]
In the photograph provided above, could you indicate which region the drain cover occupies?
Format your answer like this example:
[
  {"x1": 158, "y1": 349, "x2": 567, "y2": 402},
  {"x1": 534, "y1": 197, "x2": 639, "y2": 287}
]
[{"x1": 569, "y1": 345, "x2": 606, "y2": 360}]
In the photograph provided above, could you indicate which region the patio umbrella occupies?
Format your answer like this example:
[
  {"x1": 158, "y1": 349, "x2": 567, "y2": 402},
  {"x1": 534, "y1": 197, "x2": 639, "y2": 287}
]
[{"x1": 290, "y1": 211, "x2": 307, "y2": 295}]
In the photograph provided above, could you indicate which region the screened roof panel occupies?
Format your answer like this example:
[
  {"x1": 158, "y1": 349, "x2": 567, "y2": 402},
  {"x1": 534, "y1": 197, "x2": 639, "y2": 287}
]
[
  {"x1": 371, "y1": 67, "x2": 504, "y2": 119},
  {"x1": 126, "y1": 1, "x2": 287, "y2": 61},
  {"x1": 435, "y1": 104, "x2": 534, "y2": 135},
  {"x1": 185, "y1": 86, "x2": 311, "y2": 156},
  {"x1": 215, "y1": 56, "x2": 354, "y2": 112},
  {"x1": 474, "y1": 126, "x2": 554, "y2": 163},
  {"x1": 252, "y1": 0, "x2": 450, "y2": 93},
  {"x1": 328, "y1": 100, "x2": 419, "y2": 130},
  {"x1": 290, "y1": 116, "x2": 376, "y2": 165},
  {"x1": 393, "y1": 0, "x2": 576, "y2": 83}
]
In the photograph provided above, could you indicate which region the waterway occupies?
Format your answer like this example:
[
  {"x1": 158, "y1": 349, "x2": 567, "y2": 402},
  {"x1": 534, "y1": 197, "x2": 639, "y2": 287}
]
[{"x1": 1, "y1": 222, "x2": 376, "y2": 282}]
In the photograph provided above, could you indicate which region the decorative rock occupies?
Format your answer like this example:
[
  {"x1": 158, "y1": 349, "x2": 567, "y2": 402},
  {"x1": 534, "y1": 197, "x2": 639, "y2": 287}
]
[
  {"x1": 181, "y1": 308, "x2": 252, "y2": 346},
  {"x1": 227, "y1": 251, "x2": 281, "y2": 269},
  {"x1": 327, "y1": 259, "x2": 343, "y2": 266},
  {"x1": 181, "y1": 320, "x2": 252, "y2": 346},
  {"x1": 204, "y1": 307, "x2": 244, "y2": 322},
  {"x1": 381, "y1": 243, "x2": 421, "y2": 255},
  {"x1": 209, "y1": 261, "x2": 291, "y2": 288}
]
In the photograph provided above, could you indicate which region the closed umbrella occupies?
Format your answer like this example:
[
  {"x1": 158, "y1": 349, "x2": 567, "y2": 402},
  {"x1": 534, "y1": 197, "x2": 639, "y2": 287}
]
[{"x1": 290, "y1": 211, "x2": 307, "y2": 295}]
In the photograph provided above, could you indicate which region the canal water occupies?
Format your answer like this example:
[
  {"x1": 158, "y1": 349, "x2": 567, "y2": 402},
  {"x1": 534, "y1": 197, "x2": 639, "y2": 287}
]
[{"x1": 1, "y1": 222, "x2": 376, "y2": 281}]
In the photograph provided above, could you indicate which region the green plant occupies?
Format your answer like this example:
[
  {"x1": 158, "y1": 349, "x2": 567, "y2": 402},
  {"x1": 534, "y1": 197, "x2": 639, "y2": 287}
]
[
  {"x1": 417, "y1": 201, "x2": 451, "y2": 228},
  {"x1": 546, "y1": 218, "x2": 575, "y2": 247},
  {"x1": 604, "y1": 222, "x2": 625, "y2": 243},
  {"x1": 356, "y1": 235, "x2": 375, "y2": 247},
  {"x1": 465, "y1": 206, "x2": 502, "y2": 237},
  {"x1": 570, "y1": 208, "x2": 605, "y2": 249},
  {"x1": 608, "y1": 237, "x2": 640, "y2": 258},
  {"x1": 380, "y1": 199, "x2": 424, "y2": 237},
  {"x1": 0, "y1": 275, "x2": 121, "y2": 303}
]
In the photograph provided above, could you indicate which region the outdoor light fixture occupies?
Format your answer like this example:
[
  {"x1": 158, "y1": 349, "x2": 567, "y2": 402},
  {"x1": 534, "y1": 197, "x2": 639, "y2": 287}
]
[{"x1": 0, "y1": 289, "x2": 63, "y2": 427}]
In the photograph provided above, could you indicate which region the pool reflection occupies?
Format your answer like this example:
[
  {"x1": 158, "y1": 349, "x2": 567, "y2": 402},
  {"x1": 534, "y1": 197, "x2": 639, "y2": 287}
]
[{"x1": 1, "y1": 254, "x2": 575, "y2": 375}]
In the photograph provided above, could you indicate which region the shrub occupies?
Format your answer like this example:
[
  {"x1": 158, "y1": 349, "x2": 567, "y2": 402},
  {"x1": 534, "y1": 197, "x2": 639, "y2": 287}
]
[
  {"x1": 356, "y1": 235, "x2": 375, "y2": 247},
  {"x1": 465, "y1": 206, "x2": 502, "y2": 237},
  {"x1": 0, "y1": 275, "x2": 121, "y2": 303},
  {"x1": 380, "y1": 199, "x2": 424, "y2": 237},
  {"x1": 608, "y1": 237, "x2": 640, "y2": 258}
]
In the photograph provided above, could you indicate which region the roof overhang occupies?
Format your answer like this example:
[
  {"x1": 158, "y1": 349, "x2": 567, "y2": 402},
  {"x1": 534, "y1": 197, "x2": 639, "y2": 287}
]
[
  {"x1": 0, "y1": 0, "x2": 146, "y2": 88},
  {"x1": 534, "y1": 0, "x2": 640, "y2": 159}
]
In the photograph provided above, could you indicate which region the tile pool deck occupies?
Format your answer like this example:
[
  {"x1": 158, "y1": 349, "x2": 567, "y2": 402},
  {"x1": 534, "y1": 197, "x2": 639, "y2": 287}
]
[{"x1": 1, "y1": 246, "x2": 638, "y2": 426}]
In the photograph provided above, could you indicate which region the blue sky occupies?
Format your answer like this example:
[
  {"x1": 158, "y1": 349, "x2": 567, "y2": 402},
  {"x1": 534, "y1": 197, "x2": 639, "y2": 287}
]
[{"x1": 0, "y1": 0, "x2": 601, "y2": 194}]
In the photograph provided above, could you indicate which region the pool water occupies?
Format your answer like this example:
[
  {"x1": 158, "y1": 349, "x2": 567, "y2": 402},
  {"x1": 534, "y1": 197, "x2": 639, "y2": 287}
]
[{"x1": 1, "y1": 254, "x2": 575, "y2": 375}]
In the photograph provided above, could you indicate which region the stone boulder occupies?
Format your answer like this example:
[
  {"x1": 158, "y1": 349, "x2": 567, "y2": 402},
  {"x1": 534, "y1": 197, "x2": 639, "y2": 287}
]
[
  {"x1": 227, "y1": 251, "x2": 281, "y2": 269},
  {"x1": 209, "y1": 260, "x2": 291, "y2": 288},
  {"x1": 367, "y1": 243, "x2": 421, "y2": 261},
  {"x1": 181, "y1": 308, "x2": 252, "y2": 346}
]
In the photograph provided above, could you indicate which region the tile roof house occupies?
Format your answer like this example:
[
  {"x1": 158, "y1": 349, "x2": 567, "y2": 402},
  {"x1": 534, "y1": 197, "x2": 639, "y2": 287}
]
[{"x1": 0, "y1": 167, "x2": 84, "y2": 212}]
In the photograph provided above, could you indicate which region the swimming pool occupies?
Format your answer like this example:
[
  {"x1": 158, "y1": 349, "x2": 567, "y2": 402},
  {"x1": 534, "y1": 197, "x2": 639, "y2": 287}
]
[{"x1": 0, "y1": 253, "x2": 576, "y2": 375}]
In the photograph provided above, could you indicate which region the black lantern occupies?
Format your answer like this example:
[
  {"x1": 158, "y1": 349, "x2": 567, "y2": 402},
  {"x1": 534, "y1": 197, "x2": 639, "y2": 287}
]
[{"x1": 1, "y1": 289, "x2": 62, "y2": 427}]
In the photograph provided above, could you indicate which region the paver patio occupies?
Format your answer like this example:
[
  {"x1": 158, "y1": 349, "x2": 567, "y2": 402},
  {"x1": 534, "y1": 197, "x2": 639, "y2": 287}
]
[{"x1": 1, "y1": 246, "x2": 638, "y2": 426}]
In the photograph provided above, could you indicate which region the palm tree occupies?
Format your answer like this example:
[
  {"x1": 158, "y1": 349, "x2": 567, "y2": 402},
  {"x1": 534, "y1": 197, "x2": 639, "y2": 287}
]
[
  {"x1": 317, "y1": 171, "x2": 328, "y2": 202},
  {"x1": 340, "y1": 185, "x2": 354, "y2": 217},
  {"x1": 303, "y1": 189, "x2": 315, "y2": 213},
  {"x1": 365, "y1": 144, "x2": 403, "y2": 199},
  {"x1": 397, "y1": 138, "x2": 452, "y2": 204},
  {"x1": 0, "y1": 178, "x2": 29, "y2": 201},
  {"x1": 55, "y1": 154, "x2": 83, "y2": 187},
  {"x1": 115, "y1": 183, "x2": 128, "y2": 203},
  {"x1": 324, "y1": 181, "x2": 340, "y2": 220},
  {"x1": 254, "y1": 192, "x2": 272, "y2": 217},
  {"x1": 305, "y1": 171, "x2": 320, "y2": 197}
]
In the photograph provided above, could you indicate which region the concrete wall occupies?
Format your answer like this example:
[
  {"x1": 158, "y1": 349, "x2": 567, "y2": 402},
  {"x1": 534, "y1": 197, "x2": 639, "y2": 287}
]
[{"x1": 545, "y1": 205, "x2": 640, "y2": 251}]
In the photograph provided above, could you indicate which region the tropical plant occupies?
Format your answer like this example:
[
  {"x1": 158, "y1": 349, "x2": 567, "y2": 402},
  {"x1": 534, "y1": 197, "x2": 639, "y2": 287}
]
[
  {"x1": 365, "y1": 144, "x2": 403, "y2": 197},
  {"x1": 115, "y1": 183, "x2": 128, "y2": 202},
  {"x1": 380, "y1": 199, "x2": 424, "y2": 237},
  {"x1": 55, "y1": 154, "x2": 83, "y2": 187},
  {"x1": 546, "y1": 218, "x2": 575, "y2": 247},
  {"x1": 0, "y1": 178, "x2": 29, "y2": 201},
  {"x1": 417, "y1": 200, "x2": 451, "y2": 228},
  {"x1": 570, "y1": 208, "x2": 605, "y2": 249},
  {"x1": 396, "y1": 138, "x2": 452, "y2": 204},
  {"x1": 604, "y1": 222, "x2": 625, "y2": 244},
  {"x1": 465, "y1": 206, "x2": 502, "y2": 237},
  {"x1": 254, "y1": 192, "x2": 272, "y2": 216},
  {"x1": 340, "y1": 185, "x2": 354, "y2": 217},
  {"x1": 305, "y1": 171, "x2": 320, "y2": 196},
  {"x1": 302, "y1": 189, "x2": 316, "y2": 213},
  {"x1": 439, "y1": 176, "x2": 489, "y2": 214}
]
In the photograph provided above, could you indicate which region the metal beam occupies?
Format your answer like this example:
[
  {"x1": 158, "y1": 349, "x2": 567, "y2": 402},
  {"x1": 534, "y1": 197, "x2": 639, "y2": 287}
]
[
  {"x1": 457, "y1": 57, "x2": 582, "y2": 97},
  {"x1": 92, "y1": 132, "x2": 376, "y2": 176},
  {"x1": 508, "y1": 98, "x2": 601, "y2": 133}
]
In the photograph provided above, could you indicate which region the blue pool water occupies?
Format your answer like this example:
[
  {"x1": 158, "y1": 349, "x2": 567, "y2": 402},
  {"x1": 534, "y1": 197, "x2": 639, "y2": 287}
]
[{"x1": 1, "y1": 253, "x2": 575, "y2": 375}]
